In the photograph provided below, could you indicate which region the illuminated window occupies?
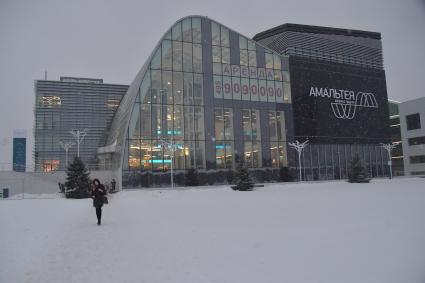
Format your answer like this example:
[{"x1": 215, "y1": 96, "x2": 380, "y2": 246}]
[
  {"x1": 43, "y1": 160, "x2": 59, "y2": 172},
  {"x1": 40, "y1": 96, "x2": 61, "y2": 107},
  {"x1": 107, "y1": 99, "x2": 120, "y2": 108}
]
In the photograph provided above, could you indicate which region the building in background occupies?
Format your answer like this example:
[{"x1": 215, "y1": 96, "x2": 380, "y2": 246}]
[
  {"x1": 399, "y1": 97, "x2": 425, "y2": 176},
  {"x1": 13, "y1": 129, "x2": 26, "y2": 172},
  {"x1": 253, "y1": 23, "x2": 391, "y2": 180},
  {"x1": 34, "y1": 77, "x2": 128, "y2": 172},
  {"x1": 95, "y1": 16, "x2": 391, "y2": 188},
  {"x1": 388, "y1": 100, "x2": 404, "y2": 175},
  {"x1": 32, "y1": 17, "x2": 393, "y2": 188}
]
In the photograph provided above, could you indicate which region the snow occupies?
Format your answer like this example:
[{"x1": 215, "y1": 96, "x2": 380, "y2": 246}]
[{"x1": 1, "y1": 177, "x2": 425, "y2": 283}]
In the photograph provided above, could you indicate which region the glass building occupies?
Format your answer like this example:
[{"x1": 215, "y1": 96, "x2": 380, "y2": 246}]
[{"x1": 95, "y1": 16, "x2": 391, "y2": 187}]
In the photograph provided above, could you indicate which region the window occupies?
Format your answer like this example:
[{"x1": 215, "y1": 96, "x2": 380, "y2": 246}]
[
  {"x1": 182, "y1": 18, "x2": 192, "y2": 42},
  {"x1": 161, "y1": 40, "x2": 172, "y2": 70},
  {"x1": 265, "y1": 52, "x2": 273, "y2": 69},
  {"x1": 240, "y1": 49, "x2": 248, "y2": 66},
  {"x1": 182, "y1": 42, "x2": 192, "y2": 72},
  {"x1": 192, "y1": 18, "x2": 202, "y2": 43},
  {"x1": 211, "y1": 22, "x2": 220, "y2": 45},
  {"x1": 39, "y1": 96, "x2": 61, "y2": 107},
  {"x1": 172, "y1": 41, "x2": 182, "y2": 71},
  {"x1": 173, "y1": 72, "x2": 183, "y2": 105},
  {"x1": 151, "y1": 70, "x2": 162, "y2": 104},
  {"x1": 247, "y1": 40, "x2": 256, "y2": 51},
  {"x1": 222, "y1": 47, "x2": 230, "y2": 64},
  {"x1": 406, "y1": 113, "x2": 421, "y2": 130},
  {"x1": 172, "y1": 21, "x2": 182, "y2": 41},
  {"x1": 193, "y1": 44, "x2": 202, "y2": 73},
  {"x1": 212, "y1": 46, "x2": 221, "y2": 63},
  {"x1": 193, "y1": 73, "x2": 203, "y2": 105},
  {"x1": 183, "y1": 73, "x2": 193, "y2": 105},
  {"x1": 215, "y1": 108, "x2": 234, "y2": 169},
  {"x1": 242, "y1": 109, "x2": 262, "y2": 167},
  {"x1": 248, "y1": 50, "x2": 256, "y2": 67},
  {"x1": 239, "y1": 36, "x2": 247, "y2": 49},
  {"x1": 43, "y1": 160, "x2": 59, "y2": 172},
  {"x1": 273, "y1": 54, "x2": 281, "y2": 70},
  {"x1": 408, "y1": 136, "x2": 425, "y2": 146},
  {"x1": 269, "y1": 111, "x2": 287, "y2": 167},
  {"x1": 220, "y1": 26, "x2": 229, "y2": 47},
  {"x1": 410, "y1": 155, "x2": 425, "y2": 164}
]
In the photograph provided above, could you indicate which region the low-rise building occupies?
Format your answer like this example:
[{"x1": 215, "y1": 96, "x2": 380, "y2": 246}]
[{"x1": 399, "y1": 97, "x2": 425, "y2": 176}]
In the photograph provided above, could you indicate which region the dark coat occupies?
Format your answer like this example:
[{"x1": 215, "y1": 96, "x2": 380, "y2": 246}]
[{"x1": 92, "y1": 184, "x2": 106, "y2": 208}]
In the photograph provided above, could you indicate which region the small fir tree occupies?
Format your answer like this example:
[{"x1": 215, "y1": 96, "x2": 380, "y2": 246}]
[
  {"x1": 233, "y1": 159, "x2": 254, "y2": 191},
  {"x1": 185, "y1": 168, "x2": 199, "y2": 186},
  {"x1": 348, "y1": 154, "x2": 370, "y2": 183},
  {"x1": 65, "y1": 156, "x2": 91, "y2": 198}
]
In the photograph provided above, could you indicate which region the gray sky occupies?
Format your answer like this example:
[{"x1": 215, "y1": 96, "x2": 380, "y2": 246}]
[{"x1": 1, "y1": 0, "x2": 424, "y2": 170}]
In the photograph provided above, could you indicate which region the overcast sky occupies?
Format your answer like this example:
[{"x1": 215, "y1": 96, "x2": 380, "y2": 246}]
[{"x1": 1, "y1": 0, "x2": 424, "y2": 170}]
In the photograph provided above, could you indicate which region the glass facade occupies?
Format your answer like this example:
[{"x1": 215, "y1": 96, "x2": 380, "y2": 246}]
[
  {"x1": 123, "y1": 17, "x2": 291, "y2": 178},
  {"x1": 112, "y1": 16, "x2": 391, "y2": 187},
  {"x1": 125, "y1": 17, "x2": 206, "y2": 173}
]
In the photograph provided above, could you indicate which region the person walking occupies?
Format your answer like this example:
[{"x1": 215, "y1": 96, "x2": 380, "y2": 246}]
[{"x1": 91, "y1": 178, "x2": 106, "y2": 225}]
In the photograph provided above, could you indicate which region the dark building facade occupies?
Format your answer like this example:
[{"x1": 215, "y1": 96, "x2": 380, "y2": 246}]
[{"x1": 253, "y1": 23, "x2": 391, "y2": 180}]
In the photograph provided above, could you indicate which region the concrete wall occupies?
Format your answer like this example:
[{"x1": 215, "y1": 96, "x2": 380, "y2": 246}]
[
  {"x1": 0, "y1": 170, "x2": 118, "y2": 197},
  {"x1": 399, "y1": 97, "x2": 425, "y2": 175}
]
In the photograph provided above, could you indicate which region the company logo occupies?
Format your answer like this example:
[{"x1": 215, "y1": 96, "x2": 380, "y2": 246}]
[{"x1": 309, "y1": 87, "x2": 378, "y2": 119}]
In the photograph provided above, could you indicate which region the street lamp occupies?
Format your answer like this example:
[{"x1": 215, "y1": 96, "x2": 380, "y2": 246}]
[
  {"x1": 59, "y1": 141, "x2": 75, "y2": 169},
  {"x1": 381, "y1": 143, "x2": 396, "y2": 179},
  {"x1": 159, "y1": 138, "x2": 179, "y2": 189},
  {"x1": 289, "y1": 140, "x2": 309, "y2": 182},
  {"x1": 69, "y1": 129, "x2": 88, "y2": 157}
]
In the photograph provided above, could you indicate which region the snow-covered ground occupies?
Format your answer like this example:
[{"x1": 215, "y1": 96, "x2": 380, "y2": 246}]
[{"x1": 1, "y1": 177, "x2": 425, "y2": 283}]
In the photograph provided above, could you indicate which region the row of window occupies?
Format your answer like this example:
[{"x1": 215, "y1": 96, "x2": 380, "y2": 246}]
[
  {"x1": 35, "y1": 113, "x2": 60, "y2": 129},
  {"x1": 167, "y1": 17, "x2": 202, "y2": 43},
  {"x1": 138, "y1": 70, "x2": 203, "y2": 105},
  {"x1": 299, "y1": 144, "x2": 390, "y2": 180},
  {"x1": 129, "y1": 104, "x2": 205, "y2": 141},
  {"x1": 152, "y1": 40, "x2": 203, "y2": 73},
  {"x1": 127, "y1": 139, "x2": 205, "y2": 170},
  {"x1": 126, "y1": 139, "x2": 288, "y2": 170},
  {"x1": 126, "y1": 107, "x2": 287, "y2": 170},
  {"x1": 408, "y1": 136, "x2": 425, "y2": 146},
  {"x1": 410, "y1": 155, "x2": 425, "y2": 164},
  {"x1": 211, "y1": 21, "x2": 282, "y2": 70}
]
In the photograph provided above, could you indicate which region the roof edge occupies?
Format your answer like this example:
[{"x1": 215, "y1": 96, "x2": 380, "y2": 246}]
[{"x1": 253, "y1": 23, "x2": 381, "y2": 41}]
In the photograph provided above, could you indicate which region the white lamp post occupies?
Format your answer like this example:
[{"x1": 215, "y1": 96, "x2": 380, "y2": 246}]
[
  {"x1": 381, "y1": 143, "x2": 396, "y2": 179},
  {"x1": 69, "y1": 129, "x2": 88, "y2": 157},
  {"x1": 159, "y1": 138, "x2": 179, "y2": 189},
  {"x1": 59, "y1": 141, "x2": 75, "y2": 169},
  {"x1": 289, "y1": 140, "x2": 309, "y2": 182}
]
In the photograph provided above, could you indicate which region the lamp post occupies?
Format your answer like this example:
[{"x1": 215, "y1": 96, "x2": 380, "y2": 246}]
[
  {"x1": 59, "y1": 141, "x2": 75, "y2": 169},
  {"x1": 289, "y1": 140, "x2": 309, "y2": 182},
  {"x1": 69, "y1": 129, "x2": 88, "y2": 157},
  {"x1": 159, "y1": 138, "x2": 178, "y2": 189},
  {"x1": 381, "y1": 143, "x2": 396, "y2": 179}
]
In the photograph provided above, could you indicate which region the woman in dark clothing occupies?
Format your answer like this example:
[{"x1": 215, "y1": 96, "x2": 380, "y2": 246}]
[{"x1": 91, "y1": 179, "x2": 106, "y2": 225}]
